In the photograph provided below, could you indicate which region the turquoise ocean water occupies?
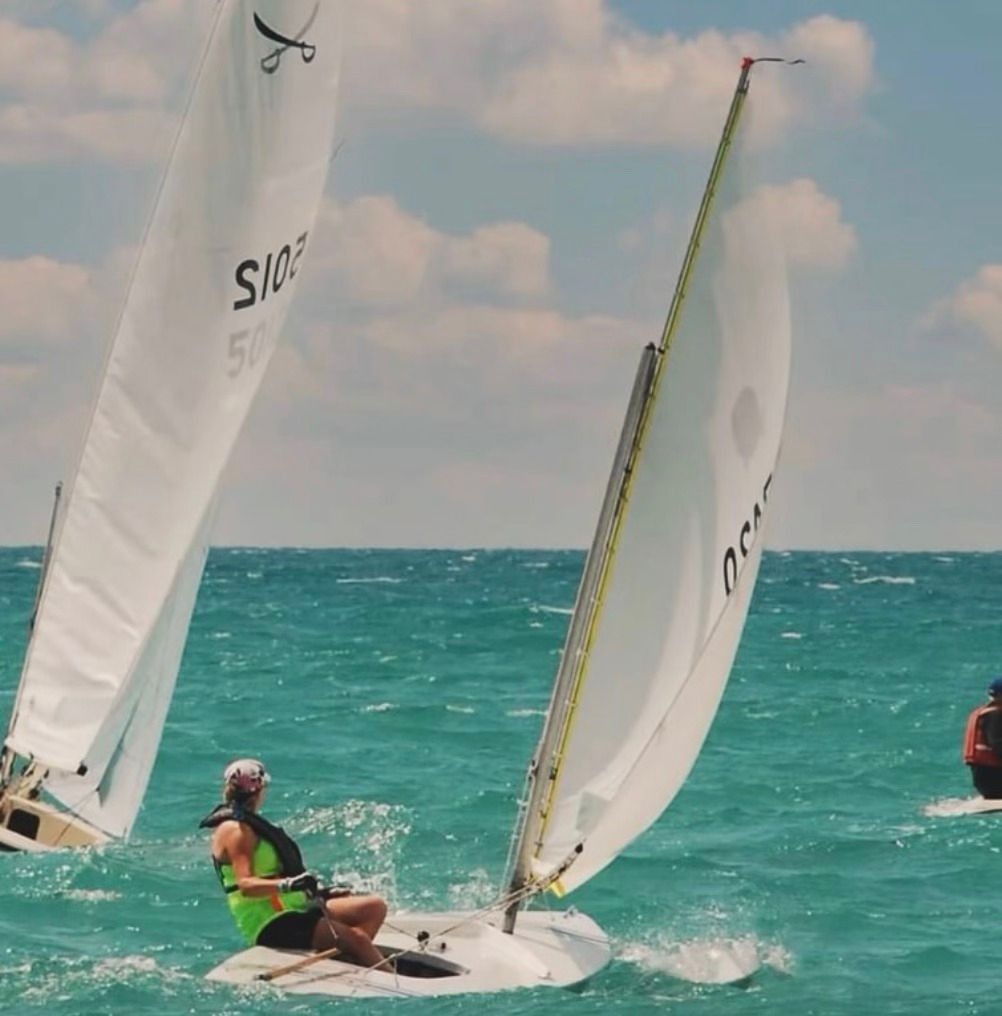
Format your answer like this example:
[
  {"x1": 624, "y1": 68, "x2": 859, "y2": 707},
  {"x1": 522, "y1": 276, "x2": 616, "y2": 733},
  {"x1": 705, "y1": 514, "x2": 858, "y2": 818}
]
[{"x1": 0, "y1": 547, "x2": 999, "y2": 1015}]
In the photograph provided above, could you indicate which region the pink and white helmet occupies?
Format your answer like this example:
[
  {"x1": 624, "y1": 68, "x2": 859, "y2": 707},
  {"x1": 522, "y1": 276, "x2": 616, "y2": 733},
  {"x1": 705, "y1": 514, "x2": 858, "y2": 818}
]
[{"x1": 223, "y1": 758, "x2": 271, "y2": 795}]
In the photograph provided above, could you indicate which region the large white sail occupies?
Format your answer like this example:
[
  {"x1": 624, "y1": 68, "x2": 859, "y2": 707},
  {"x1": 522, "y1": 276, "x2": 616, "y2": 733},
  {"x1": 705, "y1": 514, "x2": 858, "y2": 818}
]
[
  {"x1": 511, "y1": 65, "x2": 791, "y2": 897},
  {"x1": 4, "y1": 1, "x2": 342, "y2": 837}
]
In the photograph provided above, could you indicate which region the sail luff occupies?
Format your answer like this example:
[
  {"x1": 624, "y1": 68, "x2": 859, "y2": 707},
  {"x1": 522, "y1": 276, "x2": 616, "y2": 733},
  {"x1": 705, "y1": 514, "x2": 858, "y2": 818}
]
[{"x1": 504, "y1": 59, "x2": 762, "y2": 909}]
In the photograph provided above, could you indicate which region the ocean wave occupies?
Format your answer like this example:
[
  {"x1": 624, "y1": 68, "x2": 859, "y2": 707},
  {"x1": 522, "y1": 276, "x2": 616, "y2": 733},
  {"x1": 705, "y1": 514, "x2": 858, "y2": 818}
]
[
  {"x1": 289, "y1": 800, "x2": 412, "y2": 865},
  {"x1": 446, "y1": 704, "x2": 475, "y2": 714},
  {"x1": 619, "y1": 934, "x2": 792, "y2": 984},
  {"x1": 362, "y1": 701, "x2": 396, "y2": 712},
  {"x1": 853, "y1": 575, "x2": 916, "y2": 585},
  {"x1": 781, "y1": 632, "x2": 803, "y2": 640},
  {"x1": 817, "y1": 583, "x2": 840, "y2": 590},
  {"x1": 63, "y1": 889, "x2": 122, "y2": 903},
  {"x1": 336, "y1": 576, "x2": 404, "y2": 584},
  {"x1": 15, "y1": 558, "x2": 41, "y2": 569},
  {"x1": 533, "y1": 604, "x2": 573, "y2": 616},
  {"x1": 17, "y1": 953, "x2": 193, "y2": 1003},
  {"x1": 447, "y1": 867, "x2": 495, "y2": 909},
  {"x1": 922, "y1": 796, "x2": 1002, "y2": 818},
  {"x1": 506, "y1": 708, "x2": 546, "y2": 718}
]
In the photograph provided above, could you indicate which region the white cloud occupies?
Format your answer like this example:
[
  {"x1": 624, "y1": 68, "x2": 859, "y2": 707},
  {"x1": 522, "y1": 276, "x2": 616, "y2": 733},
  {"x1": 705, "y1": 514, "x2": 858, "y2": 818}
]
[
  {"x1": 0, "y1": 4, "x2": 875, "y2": 165},
  {"x1": 344, "y1": 4, "x2": 875, "y2": 148},
  {"x1": 0, "y1": 257, "x2": 97, "y2": 349},
  {"x1": 773, "y1": 380, "x2": 1002, "y2": 550},
  {"x1": 0, "y1": 1, "x2": 210, "y2": 164},
  {"x1": 925, "y1": 265, "x2": 1002, "y2": 348},
  {"x1": 308, "y1": 196, "x2": 552, "y2": 308},
  {"x1": 744, "y1": 178, "x2": 857, "y2": 270},
  {"x1": 441, "y1": 222, "x2": 550, "y2": 299}
]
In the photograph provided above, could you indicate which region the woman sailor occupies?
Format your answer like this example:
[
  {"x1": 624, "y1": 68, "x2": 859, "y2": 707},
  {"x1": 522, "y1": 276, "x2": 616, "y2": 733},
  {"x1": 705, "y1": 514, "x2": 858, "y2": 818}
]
[{"x1": 201, "y1": 758, "x2": 387, "y2": 967}]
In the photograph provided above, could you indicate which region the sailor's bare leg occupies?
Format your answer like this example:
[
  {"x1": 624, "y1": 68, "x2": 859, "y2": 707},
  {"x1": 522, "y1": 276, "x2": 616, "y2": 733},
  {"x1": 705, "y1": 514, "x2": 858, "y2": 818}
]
[
  {"x1": 311, "y1": 913, "x2": 384, "y2": 968},
  {"x1": 325, "y1": 894, "x2": 387, "y2": 941}
]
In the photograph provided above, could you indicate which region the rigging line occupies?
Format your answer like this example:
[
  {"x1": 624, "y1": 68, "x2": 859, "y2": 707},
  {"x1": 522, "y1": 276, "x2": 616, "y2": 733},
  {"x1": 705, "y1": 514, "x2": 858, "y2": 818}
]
[
  {"x1": 382, "y1": 870, "x2": 565, "y2": 951},
  {"x1": 527, "y1": 63, "x2": 753, "y2": 860}
]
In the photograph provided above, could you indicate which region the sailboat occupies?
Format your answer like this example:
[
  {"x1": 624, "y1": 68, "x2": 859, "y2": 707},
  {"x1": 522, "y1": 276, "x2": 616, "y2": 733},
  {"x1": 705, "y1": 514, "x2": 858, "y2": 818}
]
[
  {"x1": 207, "y1": 56, "x2": 794, "y2": 998},
  {"x1": 0, "y1": 1, "x2": 343, "y2": 852}
]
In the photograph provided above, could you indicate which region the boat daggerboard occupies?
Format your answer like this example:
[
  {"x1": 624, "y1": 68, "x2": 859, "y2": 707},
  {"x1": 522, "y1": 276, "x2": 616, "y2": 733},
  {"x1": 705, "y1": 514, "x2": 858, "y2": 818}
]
[
  {"x1": 506, "y1": 60, "x2": 792, "y2": 904},
  {"x1": 3, "y1": 0, "x2": 343, "y2": 839}
]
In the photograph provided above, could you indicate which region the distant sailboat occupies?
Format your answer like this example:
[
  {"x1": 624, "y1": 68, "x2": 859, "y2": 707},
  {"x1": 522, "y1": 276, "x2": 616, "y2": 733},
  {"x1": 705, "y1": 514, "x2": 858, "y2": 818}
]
[
  {"x1": 207, "y1": 56, "x2": 793, "y2": 998},
  {"x1": 0, "y1": 0, "x2": 343, "y2": 852}
]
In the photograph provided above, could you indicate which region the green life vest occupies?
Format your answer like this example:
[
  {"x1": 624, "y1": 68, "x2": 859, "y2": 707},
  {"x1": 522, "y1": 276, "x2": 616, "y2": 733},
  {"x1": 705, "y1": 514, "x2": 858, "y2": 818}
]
[{"x1": 201, "y1": 806, "x2": 311, "y2": 945}]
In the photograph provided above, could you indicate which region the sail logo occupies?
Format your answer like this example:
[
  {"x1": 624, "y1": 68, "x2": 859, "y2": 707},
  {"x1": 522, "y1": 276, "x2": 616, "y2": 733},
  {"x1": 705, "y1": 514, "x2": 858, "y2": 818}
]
[
  {"x1": 722, "y1": 475, "x2": 772, "y2": 596},
  {"x1": 254, "y1": 4, "x2": 318, "y2": 74}
]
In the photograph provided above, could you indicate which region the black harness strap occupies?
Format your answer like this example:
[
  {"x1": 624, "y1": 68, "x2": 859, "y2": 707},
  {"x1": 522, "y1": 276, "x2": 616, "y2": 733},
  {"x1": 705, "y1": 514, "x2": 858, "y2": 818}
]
[{"x1": 200, "y1": 803, "x2": 306, "y2": 881}]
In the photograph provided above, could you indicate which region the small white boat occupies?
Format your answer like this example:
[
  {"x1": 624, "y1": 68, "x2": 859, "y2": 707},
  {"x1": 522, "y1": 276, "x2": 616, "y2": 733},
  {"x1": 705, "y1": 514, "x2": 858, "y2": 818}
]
[
  {"x1": 208, "y1": 52, "x2": 797, "y2": 1000},
  {"x1": 207, "y1": 910, "x2": 609, "y2": 998},
  {"x1": 0, "y1": 0, "x2": 343, "y2": 852}
]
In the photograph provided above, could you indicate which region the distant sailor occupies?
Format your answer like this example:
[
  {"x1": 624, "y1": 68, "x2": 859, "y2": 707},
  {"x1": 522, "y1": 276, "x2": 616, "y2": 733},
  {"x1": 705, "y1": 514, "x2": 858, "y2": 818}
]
[
  {"x1": 963, "y1": 680, "x2": 1002, "y2": 799},
  {"x1": 201, "y1": 758, "x2": 387, "y2": 966}
]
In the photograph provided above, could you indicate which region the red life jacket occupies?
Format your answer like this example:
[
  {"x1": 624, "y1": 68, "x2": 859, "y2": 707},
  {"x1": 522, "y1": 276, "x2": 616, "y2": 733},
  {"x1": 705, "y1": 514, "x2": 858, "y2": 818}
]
[{"x1": 963, "y1": 705, "x2": 1002, "y2": 766}]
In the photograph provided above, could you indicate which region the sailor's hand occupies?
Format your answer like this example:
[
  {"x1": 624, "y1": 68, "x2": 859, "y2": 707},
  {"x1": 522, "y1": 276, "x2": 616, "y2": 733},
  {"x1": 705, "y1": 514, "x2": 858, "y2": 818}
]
[
  {"x1": 277, "y1": 872, "x2": 319, "y2": 897},
  {"x1": 319, "y1": 884, "x2": 353, "y2": 899}
]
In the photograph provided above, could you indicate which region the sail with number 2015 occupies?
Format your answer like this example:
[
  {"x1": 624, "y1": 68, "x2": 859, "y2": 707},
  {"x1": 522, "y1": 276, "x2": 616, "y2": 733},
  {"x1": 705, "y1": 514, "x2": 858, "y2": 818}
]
[{"x1": 0, "y1": 0, "x2": 343, "y2": 852}]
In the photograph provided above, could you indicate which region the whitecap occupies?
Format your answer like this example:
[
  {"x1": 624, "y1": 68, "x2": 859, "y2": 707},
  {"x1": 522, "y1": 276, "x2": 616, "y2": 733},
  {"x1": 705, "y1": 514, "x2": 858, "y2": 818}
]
[
  {"x1": 336, "y1": 576, "x2": 404, "y2": 584},
  {"x1": 448, "y1": 868, "x2": 495, "y2": 909},
  {"x1": 446, "y1": 705, "x2": 475, "y2": 714},
  {"x1": 780, "y1": 632, "x2": 803, "y2": 640},
  {"x1": 816, "y1": 582, "x2": 840, "y2": 590},
  {"x1": 63, "y1": 889, "x2": 121, "y2": 903},
  {"x1": 853, "y1": 575, "x2": 916, "y2": 586},
  {"x1": 534, "y1": 604, "x2": 573, "y2": 616},
  {"x1": 15, "y1": 559, "x2": 41, "y2": 570},
  {"x1": 92, "y1": 955, "x2": 159, "y2": 977},
  {"x1": 507, "y1": 708, "x2": 546, "y2": 718},
  {"x1": 522, "y1": 561, "x2": 550, "y2": 569},
  {"x1": 362, "y1": 702, "x2": 396, "y2": 713},
  {"x1": 922, "y1": 796, "x2": 1002, "y2": 818},
  {"x1": 620, "y1": 935, "x2": 787, "y2": 985}
]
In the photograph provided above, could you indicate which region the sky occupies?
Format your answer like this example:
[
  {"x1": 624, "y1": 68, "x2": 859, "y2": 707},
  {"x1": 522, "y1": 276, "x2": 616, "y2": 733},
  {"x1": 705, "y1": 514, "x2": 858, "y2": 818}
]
[{"x1": 1, "y1": 1, "x2": 1001, "y2": 550}]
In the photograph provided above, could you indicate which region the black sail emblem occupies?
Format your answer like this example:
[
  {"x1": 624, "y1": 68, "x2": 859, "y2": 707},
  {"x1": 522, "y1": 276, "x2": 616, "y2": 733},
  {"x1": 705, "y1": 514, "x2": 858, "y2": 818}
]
[{"x1": 254, "y1": 3, "x2": 319, "y2": 74}]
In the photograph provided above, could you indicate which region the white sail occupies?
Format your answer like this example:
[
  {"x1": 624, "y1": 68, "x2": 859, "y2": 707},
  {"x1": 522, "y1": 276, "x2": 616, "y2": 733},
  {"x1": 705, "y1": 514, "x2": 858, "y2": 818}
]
[
  {"x1": 43, "y1": 503, "x2": 216, "y2": 838},
  {"x1": 5, "y1": 1, "x2": 342, "y2": 835},
  {"x1": 520, "y1": 81, "x2": 791, "y2": 896}
]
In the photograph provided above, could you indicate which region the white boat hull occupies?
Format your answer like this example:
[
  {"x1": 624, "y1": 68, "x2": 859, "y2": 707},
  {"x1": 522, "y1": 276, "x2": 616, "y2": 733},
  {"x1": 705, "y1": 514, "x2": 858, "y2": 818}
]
[
  {"x1": 0, "y1": 794, "x2": 107, "y2": 852},
  {"x1": 206, "y1": 908, "x2": 610, "y2": 999}
]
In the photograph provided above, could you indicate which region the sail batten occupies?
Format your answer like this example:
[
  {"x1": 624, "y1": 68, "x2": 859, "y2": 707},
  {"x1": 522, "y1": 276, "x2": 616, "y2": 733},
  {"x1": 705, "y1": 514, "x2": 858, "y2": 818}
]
[
  {"x1": 506, "y1": 60, "x2": 791, "y2": 903},
  {"x1": 3, "y1": 0, "x2": 343, "y2": 835}
]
